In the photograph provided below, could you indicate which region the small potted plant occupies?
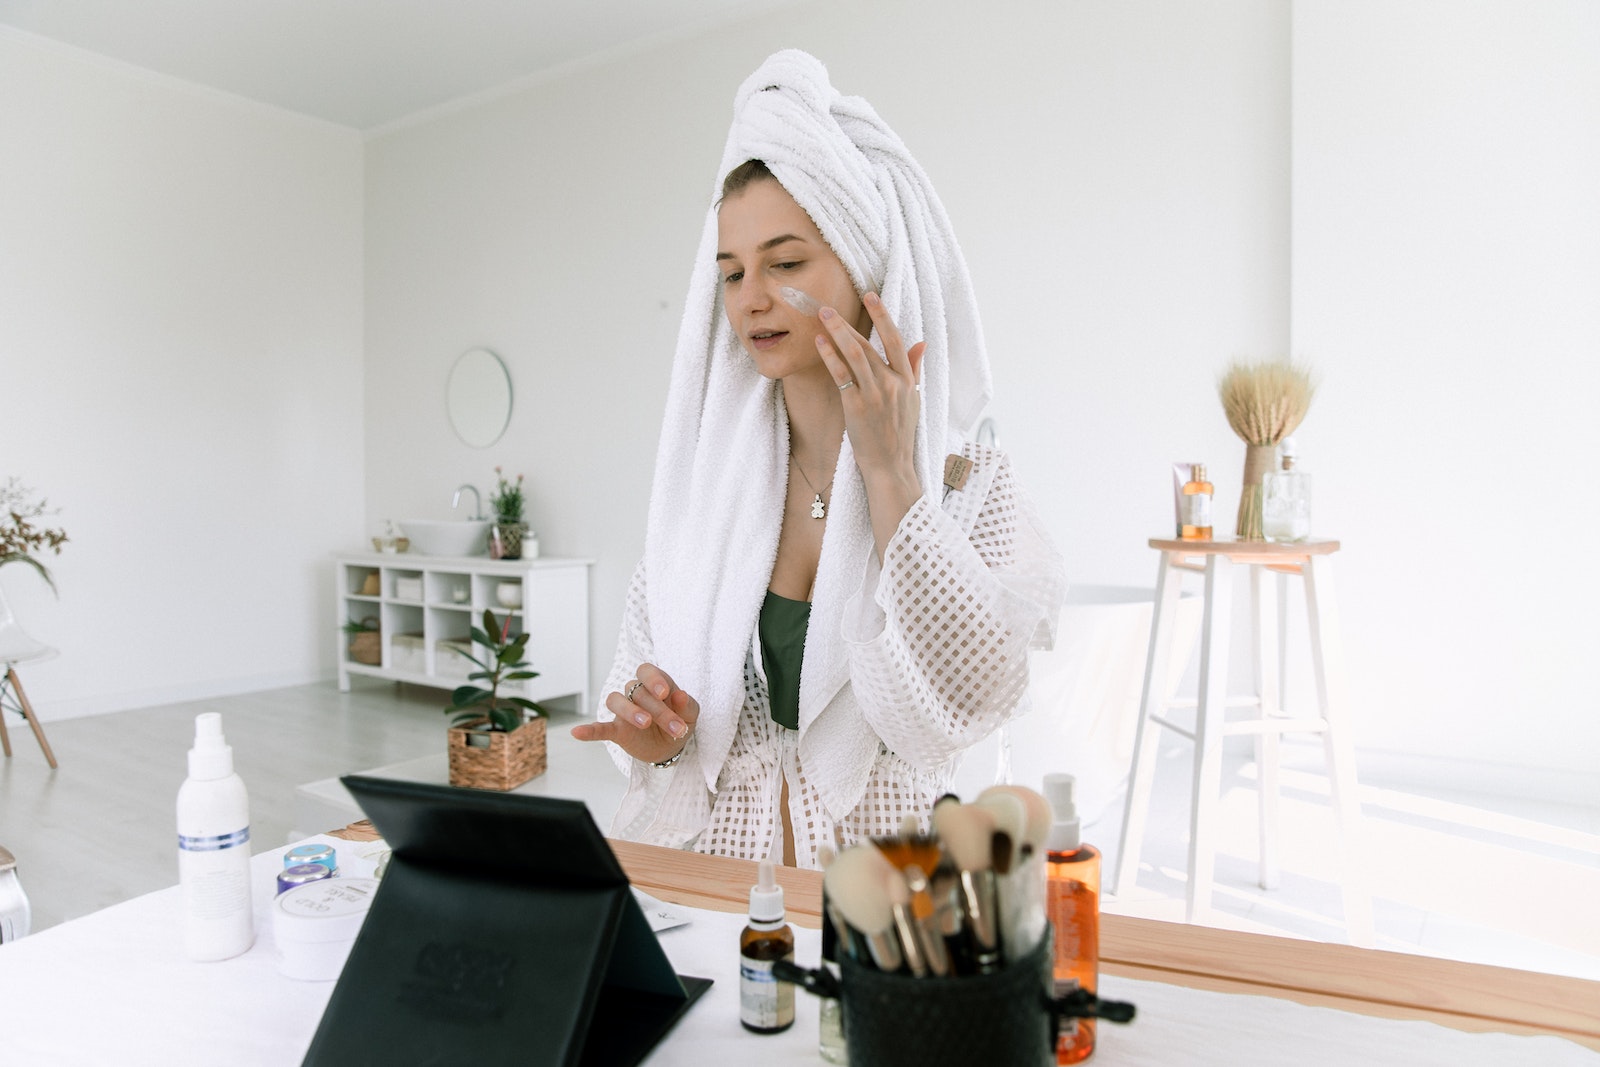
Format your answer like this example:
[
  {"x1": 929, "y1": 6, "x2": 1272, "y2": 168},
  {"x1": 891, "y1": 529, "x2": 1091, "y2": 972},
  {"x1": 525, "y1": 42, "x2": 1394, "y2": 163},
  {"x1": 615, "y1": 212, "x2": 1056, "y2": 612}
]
[
  {"x1": 488, "y1": 467, "x2": 531, "y2": 560},
  {"x1": 445, "y1": 609, "x2": 547, "y2": 790}
]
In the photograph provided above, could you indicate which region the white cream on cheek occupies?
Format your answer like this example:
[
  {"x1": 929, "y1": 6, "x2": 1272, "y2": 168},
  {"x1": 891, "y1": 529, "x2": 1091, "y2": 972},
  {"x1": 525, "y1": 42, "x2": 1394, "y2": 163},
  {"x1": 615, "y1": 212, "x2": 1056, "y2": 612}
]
[{"x1": 778, "y1": 286, "x2": 821, "y2": 316}]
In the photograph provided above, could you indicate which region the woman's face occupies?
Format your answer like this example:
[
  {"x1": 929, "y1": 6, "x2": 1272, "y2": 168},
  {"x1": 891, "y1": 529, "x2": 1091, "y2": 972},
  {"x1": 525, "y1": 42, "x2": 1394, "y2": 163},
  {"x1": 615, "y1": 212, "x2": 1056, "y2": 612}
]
[{"x1": 716, "y1": 178, "x2": 870, "y2": 381}]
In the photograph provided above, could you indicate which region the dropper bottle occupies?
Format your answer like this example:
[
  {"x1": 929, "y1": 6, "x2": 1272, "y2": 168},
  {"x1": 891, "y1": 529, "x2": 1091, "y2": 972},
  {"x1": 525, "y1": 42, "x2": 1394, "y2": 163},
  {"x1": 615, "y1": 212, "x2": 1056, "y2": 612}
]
[
  {"x1": 1045, "y1": 774, "x2": 1101, "y2": 1063},
  {"x1": 740, "y1": 859, "x2": 795, "y2": 1034}
]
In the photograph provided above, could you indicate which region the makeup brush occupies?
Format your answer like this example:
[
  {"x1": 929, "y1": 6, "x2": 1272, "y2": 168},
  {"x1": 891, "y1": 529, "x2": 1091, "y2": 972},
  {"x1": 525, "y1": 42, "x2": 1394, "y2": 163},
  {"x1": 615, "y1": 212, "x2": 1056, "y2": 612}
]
[
  {"x1": 823, "y1": 845, "x2": 904, "y2": 973},
  {"x1": 884, "y1": 865, "x2": 929, "y2": 978},
  {"x1": 976, "y1": 789, "x2": 1046, "y2": 960},
  {"x1": 818, "y1": 844, "x2": 861, "y2": 965},
  {"x1": 976, "y1": 785, "x2": 1052, "y2": 859},
  {"x1": 932, "y1": 801, "x2": 1002, "y2": 974},
  {"x1": 903, "y1": 863, "x2": 952, "y2": 977},
  {"x1": 975, "y1": 791, "x2": 1027, "y2": 875}
]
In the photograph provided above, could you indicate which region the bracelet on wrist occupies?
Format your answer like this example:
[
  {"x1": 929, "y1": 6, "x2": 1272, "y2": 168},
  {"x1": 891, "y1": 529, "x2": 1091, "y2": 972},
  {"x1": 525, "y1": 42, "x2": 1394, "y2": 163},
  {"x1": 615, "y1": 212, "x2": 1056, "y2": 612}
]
[{"x1": 650, "y1": 745, "x2": 688, "y2": 769}]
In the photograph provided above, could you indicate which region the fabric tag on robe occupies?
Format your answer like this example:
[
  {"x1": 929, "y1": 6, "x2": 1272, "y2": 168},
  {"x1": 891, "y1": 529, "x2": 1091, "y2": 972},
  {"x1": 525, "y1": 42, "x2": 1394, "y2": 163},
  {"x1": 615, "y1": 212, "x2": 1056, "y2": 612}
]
[{"x1": 943, "y1": 453, "x2": 973, "y2": 492}]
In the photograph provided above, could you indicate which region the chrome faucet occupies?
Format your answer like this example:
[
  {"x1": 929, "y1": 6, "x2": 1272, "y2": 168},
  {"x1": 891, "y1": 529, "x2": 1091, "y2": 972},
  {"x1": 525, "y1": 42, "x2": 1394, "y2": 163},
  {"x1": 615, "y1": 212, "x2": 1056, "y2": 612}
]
[{"x1": 451, "y1": 484, "x2": 484, "y2": 520}]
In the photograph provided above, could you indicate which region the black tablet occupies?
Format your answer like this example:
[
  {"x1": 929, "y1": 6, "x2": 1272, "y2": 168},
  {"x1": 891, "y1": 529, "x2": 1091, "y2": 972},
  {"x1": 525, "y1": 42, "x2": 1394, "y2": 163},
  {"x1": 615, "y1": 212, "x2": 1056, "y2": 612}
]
[{"x1": 301, "y1": 775, "x2": 712, "y2": 1067}]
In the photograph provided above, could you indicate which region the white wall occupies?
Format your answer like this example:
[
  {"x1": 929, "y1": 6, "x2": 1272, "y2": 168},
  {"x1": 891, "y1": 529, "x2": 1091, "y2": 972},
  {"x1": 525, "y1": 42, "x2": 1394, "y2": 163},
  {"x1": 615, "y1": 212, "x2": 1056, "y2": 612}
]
[
  {"x1": 1291, "y1": 0, "x2": 1600, "y2": 790},
  {"x1": 0, "y1": 29, "x2": 365, "y2": 718}
]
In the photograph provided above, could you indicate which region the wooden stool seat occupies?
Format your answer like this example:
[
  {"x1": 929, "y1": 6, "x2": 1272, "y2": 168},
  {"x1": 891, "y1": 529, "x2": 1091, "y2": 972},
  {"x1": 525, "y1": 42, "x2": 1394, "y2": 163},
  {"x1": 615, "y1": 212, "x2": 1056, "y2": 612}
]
[{"x1": 1111, "y1": 537, "x2": 1372, "y2": 946}]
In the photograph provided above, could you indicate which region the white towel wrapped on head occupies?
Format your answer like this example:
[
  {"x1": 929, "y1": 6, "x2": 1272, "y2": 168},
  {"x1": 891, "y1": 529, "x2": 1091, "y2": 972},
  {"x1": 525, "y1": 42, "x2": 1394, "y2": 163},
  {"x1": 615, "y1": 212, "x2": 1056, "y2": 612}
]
[{"x1": 639, "y1": 49, "x2": 993, "y2": 815}]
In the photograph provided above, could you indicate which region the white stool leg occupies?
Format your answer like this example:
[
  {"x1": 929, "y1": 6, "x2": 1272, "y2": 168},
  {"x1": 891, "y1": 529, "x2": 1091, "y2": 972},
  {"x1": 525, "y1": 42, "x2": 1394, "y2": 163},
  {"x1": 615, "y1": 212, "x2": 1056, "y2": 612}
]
[
  {"x1": 1251, "y1": 565, "x2": 1282, "y2": 890},
  {"x1": 1303, "y1": 554, "x2": 1374, "y2": 947},
  {"x1": 1112, "y1": 551, "x2": 1183, "y2": 898},
  {"x1": 1186, "y1": 554, "x2": 1232, "y2": 924}
]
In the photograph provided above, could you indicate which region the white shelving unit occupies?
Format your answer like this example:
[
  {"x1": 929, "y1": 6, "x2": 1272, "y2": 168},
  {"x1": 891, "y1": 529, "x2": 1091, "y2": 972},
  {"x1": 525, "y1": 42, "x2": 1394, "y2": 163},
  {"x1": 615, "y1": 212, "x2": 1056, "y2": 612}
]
[{"x1": 333, "y1": 552, "x2": 592, "y2": 712}]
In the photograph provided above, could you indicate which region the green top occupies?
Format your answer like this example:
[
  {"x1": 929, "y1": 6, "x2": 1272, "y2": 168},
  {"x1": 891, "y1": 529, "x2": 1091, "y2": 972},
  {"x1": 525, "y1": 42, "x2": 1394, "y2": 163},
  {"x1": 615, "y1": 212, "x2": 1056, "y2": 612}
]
[{"x1": 758, "y1": 589, "x2": 810, "y2": 732}]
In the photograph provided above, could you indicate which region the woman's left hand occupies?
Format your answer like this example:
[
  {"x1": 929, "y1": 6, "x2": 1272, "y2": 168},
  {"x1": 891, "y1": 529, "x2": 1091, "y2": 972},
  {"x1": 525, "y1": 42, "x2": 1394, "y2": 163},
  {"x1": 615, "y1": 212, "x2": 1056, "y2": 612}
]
[{"x1": 815, "y1": 291, "x2": 926, "y2": 553}]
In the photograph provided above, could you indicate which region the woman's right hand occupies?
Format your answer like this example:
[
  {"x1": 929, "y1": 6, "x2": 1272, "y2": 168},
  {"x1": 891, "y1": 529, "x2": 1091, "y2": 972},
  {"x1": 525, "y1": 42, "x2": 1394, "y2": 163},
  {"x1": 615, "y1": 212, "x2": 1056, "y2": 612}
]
[{"x1": 570, "y1": 662, "x2": 699, "y2": 766}]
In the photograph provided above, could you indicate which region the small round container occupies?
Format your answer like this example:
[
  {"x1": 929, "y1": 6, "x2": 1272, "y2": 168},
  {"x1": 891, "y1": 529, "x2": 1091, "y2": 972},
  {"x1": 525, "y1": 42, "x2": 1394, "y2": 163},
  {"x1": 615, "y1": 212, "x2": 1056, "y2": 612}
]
[
  {"x1": 273, "y1": 877, "x2": 379, "y2": 981},
  {"x1": 495, "y1": 581, "x2": 523, "y2": 608},
  {"x1": 277, "y1": 863, "x2": 334, "y2": 896},
  {"x1": 284, "y1": 843, "x2": 338, "y2": 874}
]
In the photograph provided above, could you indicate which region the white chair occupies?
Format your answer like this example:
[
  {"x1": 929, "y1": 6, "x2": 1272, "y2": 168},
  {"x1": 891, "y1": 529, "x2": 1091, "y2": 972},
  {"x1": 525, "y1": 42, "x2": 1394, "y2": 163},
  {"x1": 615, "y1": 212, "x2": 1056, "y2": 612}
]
[
  {"x1": 0, "y1": 587, "x2": 59, "y2": 769},
  {"x1": 0, "y1": 845, "x2": 31, "y2": 942}
]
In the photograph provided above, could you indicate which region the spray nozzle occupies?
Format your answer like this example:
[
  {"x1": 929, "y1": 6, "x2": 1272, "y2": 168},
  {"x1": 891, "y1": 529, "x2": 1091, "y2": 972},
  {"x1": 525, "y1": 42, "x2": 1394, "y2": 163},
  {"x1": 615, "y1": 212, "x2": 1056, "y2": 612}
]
[
  {"x1": 187, "y1": 712, "x2": 235, "y2": 781},
  {"x1": 1043, "y1": 773, "x2": 1082, "y2": 852}
]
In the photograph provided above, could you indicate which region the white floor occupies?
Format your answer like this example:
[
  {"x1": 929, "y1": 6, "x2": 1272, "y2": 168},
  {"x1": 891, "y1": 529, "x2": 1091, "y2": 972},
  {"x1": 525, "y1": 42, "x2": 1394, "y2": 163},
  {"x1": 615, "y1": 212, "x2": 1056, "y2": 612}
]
[{"x1": 3, "y1": 680, "x2": 1598, "y2": 986}]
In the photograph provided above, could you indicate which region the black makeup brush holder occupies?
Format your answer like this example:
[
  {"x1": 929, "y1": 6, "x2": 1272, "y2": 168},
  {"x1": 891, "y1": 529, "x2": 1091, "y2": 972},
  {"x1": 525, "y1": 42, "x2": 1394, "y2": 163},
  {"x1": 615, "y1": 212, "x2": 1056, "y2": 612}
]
[{"x1": 779, "y1": 927, "x2": 1132, "y2": 1067}]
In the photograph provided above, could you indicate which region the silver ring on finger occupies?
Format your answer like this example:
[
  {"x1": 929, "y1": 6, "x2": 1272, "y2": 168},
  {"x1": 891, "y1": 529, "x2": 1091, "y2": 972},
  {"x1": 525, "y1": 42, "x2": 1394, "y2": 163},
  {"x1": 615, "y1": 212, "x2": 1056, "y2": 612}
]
[
  {"x1": 625, "y1": 680, "x2": 645, "y2": 703},
  {"x1": 839, "y1": 379, "x2": 856, "y2": 391}
]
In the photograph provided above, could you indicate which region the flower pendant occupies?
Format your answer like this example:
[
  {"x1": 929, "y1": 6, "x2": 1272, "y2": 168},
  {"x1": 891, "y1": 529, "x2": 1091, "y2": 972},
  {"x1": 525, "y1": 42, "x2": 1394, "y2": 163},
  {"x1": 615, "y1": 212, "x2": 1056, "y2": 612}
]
[{"x1": 810, "y1": 494, "x2": 826, "y2": 520}]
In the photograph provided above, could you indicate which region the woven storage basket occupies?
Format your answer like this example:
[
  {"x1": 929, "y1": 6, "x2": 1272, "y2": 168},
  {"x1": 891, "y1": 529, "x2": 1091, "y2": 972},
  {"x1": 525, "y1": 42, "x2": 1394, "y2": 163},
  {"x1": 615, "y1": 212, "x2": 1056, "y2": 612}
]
[
  {"x1": 347, "y1": 620, "x2": 380, "y2": 666},
  {"x1": 447, "y1": 716, "x2": 546, "y2": 791}
]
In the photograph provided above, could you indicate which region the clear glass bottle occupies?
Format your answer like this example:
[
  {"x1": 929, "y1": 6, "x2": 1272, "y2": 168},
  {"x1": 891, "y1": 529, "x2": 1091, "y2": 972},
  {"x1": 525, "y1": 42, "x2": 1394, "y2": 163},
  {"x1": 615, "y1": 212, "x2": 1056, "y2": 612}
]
[
  {"x1": 1045, "y1": 774, "x2": 1100, "y2": 1064},
  {"x1": 1262, "y1": 440, "x2": 1312, "y2": 543},
  {"x1": 1180, "y1": 464, "x2": 1214, "y2": 541}
]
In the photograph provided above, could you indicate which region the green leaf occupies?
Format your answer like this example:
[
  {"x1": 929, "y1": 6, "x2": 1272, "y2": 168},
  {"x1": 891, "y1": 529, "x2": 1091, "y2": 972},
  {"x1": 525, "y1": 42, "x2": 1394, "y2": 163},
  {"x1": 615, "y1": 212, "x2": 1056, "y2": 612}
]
[
  {"x1": 504, "y1": 697, "x2": 547, "y2": 716},
  {"x1": 503, "y1": 670, "x2": 539, "y2": 681},
  {"x1": 468, "y1": 626, "x2": 493, "y2": 648},
  {"x1": 447, "y1": 688, "x2": 491, "y2": 713}
]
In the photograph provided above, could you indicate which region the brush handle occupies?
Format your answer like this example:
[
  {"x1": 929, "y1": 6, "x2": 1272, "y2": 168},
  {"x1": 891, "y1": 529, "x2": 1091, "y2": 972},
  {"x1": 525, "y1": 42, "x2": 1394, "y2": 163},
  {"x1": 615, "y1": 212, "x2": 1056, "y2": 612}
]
[
  {"x1": 861, "y1": 928, "x2": 904, "y2": 974},
  {"x1": 890, "y1": 901, "x2": 929, "y2": 977},
  {"x1": 959, "y1": 868, "x2": 1002, "y2": 974}
]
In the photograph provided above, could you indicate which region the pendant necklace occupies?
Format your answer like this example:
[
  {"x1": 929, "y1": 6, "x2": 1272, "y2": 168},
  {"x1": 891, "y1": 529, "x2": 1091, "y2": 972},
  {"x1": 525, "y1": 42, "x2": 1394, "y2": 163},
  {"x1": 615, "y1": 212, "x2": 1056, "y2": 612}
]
[{"x1": 790, "y1": 454, "x2": 836, "y2": 520}]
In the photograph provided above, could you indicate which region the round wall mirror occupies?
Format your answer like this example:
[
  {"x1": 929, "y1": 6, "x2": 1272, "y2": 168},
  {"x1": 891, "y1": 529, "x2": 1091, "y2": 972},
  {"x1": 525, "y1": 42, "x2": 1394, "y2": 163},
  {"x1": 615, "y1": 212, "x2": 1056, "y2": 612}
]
[{"x1": 446, "y1": 347, "x2": 512, "y2": 448}]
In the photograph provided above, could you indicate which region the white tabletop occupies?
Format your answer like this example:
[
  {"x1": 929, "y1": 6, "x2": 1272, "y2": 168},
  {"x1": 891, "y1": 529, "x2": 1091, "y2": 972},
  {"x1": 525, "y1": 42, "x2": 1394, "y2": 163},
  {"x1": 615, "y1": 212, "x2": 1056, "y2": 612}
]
[{"x1": 1, "y1": 840, "x2": 1595, "y2": 1066}]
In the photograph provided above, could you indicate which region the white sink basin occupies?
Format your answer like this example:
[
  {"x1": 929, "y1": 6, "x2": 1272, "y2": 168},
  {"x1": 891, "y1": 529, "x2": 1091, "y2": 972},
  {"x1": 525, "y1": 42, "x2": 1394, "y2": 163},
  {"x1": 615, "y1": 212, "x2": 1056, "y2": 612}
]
[{"x1": 398, "y1": 519, "x2": 491, "y2": 557}]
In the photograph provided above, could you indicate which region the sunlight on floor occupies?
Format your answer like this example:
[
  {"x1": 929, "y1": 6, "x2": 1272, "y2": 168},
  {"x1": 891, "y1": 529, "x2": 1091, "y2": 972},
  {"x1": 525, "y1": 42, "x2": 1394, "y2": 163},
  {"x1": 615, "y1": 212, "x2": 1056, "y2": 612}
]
[{"x1": 1100, "y1": 753, "x2": 1600, "y2": 981}]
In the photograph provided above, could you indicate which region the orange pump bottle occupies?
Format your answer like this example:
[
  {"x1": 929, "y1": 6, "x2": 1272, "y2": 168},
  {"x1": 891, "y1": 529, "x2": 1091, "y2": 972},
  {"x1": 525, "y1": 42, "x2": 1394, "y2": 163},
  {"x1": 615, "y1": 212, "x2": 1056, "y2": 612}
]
[{"x1": 1045, "y1": 774, "x2": 1100, "y2": 1063}]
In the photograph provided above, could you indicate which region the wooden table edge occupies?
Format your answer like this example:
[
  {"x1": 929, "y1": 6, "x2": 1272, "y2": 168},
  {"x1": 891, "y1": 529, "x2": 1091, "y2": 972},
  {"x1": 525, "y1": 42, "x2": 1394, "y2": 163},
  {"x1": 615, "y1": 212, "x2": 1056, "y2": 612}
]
[{"x1": 610, "y1": 840, "x2": 1600, "y2": 1049}]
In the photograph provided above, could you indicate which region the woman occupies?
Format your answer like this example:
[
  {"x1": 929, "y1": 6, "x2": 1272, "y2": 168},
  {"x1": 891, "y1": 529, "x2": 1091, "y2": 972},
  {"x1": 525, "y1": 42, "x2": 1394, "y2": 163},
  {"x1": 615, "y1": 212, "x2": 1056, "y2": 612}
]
[{"x1": 572, "y1": 51, "x2": 1064, "y2": 867}]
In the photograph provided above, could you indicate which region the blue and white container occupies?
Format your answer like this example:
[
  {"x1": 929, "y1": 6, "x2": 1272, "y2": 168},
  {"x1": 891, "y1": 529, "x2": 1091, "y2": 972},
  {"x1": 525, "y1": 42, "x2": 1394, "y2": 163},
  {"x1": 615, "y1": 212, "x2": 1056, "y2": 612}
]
[{"x1": 284, "y1": 843, "x2": 338, "y2": 875}]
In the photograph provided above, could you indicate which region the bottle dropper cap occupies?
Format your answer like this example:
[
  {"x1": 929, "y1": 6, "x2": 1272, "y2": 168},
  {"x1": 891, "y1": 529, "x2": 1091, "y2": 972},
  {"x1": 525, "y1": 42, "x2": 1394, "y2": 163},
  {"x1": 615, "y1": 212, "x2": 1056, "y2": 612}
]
[
  {"x1": 187, "y1": 712, "x2": 235, "y2": 781},
  {"x1": 749, "y1": 859, "x2": 785, "y2": 923},
  {"x1": 1043, "y1": 773, "x2": 1081, "y2": 852}
]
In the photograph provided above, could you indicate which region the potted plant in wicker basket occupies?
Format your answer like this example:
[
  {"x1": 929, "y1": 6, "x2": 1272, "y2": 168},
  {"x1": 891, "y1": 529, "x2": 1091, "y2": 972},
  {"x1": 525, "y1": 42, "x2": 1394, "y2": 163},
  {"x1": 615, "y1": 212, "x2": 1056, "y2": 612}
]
[
  {"x1": 445, "y1": 609, "x2": 548, "y2": 790},
  {"x1": 488, "y1": 467, "x2": 531, "y2": 560}
]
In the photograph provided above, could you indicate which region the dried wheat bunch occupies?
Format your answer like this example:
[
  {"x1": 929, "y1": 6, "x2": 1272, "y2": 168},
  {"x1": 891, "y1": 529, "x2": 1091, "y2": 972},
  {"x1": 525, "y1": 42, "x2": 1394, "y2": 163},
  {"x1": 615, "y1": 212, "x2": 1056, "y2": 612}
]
[
  {"x1": 1216, "y1": 360, "x2": 1316, "y2": 539},
  {"x1": 1218, "y1": 359, "x2": 1316, "y2": 446}
]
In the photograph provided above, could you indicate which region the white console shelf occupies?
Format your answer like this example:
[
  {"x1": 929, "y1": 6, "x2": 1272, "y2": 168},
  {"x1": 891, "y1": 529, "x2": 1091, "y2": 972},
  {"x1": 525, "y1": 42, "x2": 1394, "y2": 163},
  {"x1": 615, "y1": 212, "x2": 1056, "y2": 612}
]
[{"x1": 334, "y1": 552, "x2": 592, "y2": 712}]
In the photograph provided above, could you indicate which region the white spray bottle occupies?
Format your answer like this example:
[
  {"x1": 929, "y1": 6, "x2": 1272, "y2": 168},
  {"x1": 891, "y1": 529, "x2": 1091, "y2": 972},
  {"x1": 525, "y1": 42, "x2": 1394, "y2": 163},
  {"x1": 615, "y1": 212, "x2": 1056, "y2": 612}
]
[{"x1": 177, "y1": 712, "x2": 254, "y2": 960}]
